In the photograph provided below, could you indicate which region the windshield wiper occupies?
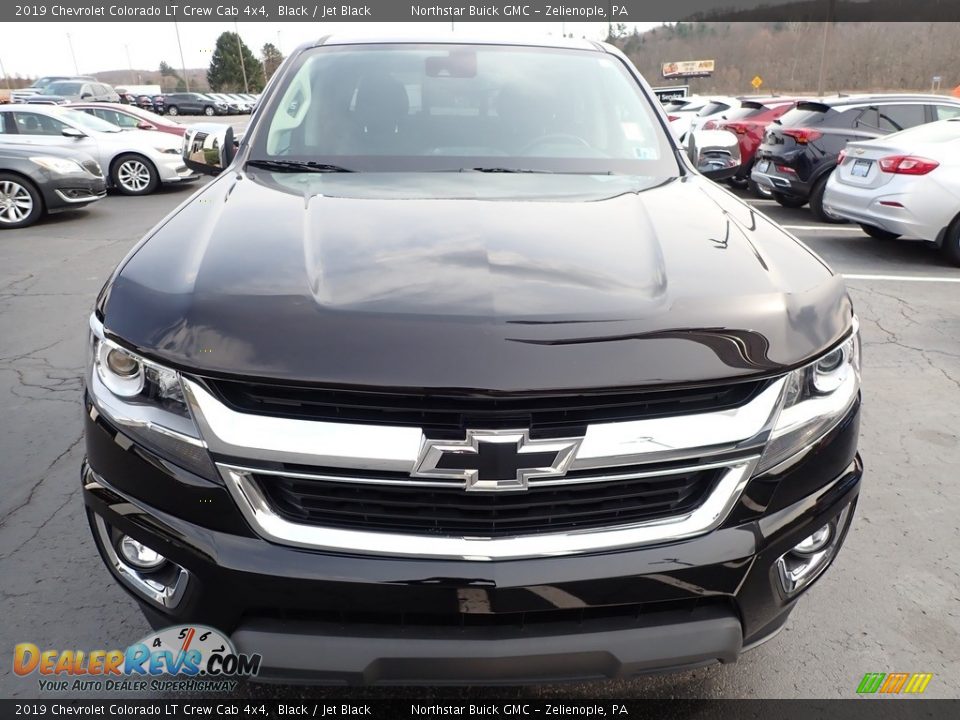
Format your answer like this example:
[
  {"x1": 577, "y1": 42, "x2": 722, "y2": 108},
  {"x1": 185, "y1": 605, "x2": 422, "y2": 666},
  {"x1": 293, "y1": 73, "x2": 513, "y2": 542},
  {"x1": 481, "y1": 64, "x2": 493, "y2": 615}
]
[
  {"x1": 461, "y1": 167, "x2": 555, "y2": 174},
  {"x1": 247, "y1": 159, "x2": 354, "y2": 173},
  {"x1": 461, "y1": 167, "x2": 615, "y2": 175}
]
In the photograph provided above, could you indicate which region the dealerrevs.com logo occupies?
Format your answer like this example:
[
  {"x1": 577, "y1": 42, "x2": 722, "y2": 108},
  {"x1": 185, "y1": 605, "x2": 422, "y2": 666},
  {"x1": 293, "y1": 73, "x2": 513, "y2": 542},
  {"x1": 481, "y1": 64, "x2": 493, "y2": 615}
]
[{"x1": 14, "y1": 625, "x2": 261, "y2": 693}]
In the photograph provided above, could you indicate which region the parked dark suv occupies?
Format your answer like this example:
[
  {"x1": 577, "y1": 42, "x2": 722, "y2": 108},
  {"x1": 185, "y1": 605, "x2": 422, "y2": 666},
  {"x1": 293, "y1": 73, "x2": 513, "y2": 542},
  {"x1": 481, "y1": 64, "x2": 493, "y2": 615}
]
[
  {"x1": 752, "y1": 94, "x2": 960, "y2": 222},
  {"x1": 161, "y1": 92, "x2": 226, "y2": 117},
  {"x1": 83, "y1": 36, "x2": 863, "y2": 684}
]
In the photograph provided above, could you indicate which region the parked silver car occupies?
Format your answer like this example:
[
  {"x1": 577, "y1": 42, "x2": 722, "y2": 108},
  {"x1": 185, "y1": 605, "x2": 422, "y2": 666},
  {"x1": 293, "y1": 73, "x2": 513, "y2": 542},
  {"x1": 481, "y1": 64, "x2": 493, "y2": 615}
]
[
  {"x1": 0, "y1": 106, "x2": 197, "y2": 195},
  {"x1": 823, "y1": 118, "x2": 960, "y2": 265},
  {"x1": 25, "y1": 80, "x2": 120, "y2": 105}
]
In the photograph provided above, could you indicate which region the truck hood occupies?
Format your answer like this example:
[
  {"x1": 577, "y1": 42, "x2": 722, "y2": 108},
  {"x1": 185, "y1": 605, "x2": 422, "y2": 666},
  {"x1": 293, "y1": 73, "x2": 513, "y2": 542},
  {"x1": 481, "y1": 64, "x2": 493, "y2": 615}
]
[{"x1": 101, "y1": 171, "x2": 852, "y2": 391}]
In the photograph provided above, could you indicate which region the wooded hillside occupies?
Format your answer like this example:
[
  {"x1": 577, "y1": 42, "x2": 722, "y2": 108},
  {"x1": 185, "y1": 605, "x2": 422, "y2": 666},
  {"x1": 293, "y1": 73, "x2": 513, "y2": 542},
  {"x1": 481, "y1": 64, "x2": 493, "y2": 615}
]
[{"x1": 611, "y1": 22, "x2": 959, "y2": 95}]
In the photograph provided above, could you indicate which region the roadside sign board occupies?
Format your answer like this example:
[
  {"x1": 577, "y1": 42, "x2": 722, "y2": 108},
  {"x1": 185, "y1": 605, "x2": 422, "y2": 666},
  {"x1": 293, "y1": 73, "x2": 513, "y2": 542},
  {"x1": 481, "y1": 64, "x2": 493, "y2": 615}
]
[
  {"x1": 752, "y1": 75, "x2": 763, "y2": 90},
  {"x1": 661, "y1": 60, "x2": 715, "y2": 79},
  {"x1": 652, "y1": 85, "x2": 690, "y2": 103}
]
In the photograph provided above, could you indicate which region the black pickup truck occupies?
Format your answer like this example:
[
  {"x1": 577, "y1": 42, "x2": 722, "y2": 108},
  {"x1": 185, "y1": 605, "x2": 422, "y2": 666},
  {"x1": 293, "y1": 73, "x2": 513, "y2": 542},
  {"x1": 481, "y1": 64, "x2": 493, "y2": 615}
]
[{"x1": 82, "y1": 35, "x2": 862, "y2": 684}]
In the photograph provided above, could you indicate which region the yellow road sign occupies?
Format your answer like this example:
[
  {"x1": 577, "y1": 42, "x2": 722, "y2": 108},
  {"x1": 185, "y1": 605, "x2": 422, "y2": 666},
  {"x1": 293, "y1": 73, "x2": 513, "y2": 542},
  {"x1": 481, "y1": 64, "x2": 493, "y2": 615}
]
[{"x1": 751, "y1": 75, "x2": 763, "y2": 90}]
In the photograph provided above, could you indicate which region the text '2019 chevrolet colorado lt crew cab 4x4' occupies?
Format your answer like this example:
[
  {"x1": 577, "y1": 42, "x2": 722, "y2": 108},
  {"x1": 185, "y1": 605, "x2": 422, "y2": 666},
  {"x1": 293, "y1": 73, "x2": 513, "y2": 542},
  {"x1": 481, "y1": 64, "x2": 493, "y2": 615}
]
[{"x1": 82, "y1": 35, "x2": 863, "y2": 684}]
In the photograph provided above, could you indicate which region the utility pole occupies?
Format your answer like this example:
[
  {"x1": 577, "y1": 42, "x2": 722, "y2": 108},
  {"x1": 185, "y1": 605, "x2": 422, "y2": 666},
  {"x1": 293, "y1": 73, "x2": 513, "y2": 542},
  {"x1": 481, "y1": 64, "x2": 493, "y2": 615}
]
[
  {"x1": 815, "y1": 0, "x2": 836, "y2": 96},
  {"x1": 235, "y1": 22, "x2": 249, "y2": 93},
  {"x1": 174, "y1": 22, "x2": 190, "y2": 91},
  {"x1": 66, "y1": 33, "x2": 79, "y2": 74},
  {"x1": 125, "y1": 45, "x2": 134, "y2": 85}
]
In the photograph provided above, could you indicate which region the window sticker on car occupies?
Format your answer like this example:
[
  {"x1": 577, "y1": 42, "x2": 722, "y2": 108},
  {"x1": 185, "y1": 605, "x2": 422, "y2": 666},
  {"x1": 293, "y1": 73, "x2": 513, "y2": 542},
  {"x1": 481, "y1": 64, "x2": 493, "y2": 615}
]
[{"x1": 622, "y1": 122, "x2": 643, "y2": 141}]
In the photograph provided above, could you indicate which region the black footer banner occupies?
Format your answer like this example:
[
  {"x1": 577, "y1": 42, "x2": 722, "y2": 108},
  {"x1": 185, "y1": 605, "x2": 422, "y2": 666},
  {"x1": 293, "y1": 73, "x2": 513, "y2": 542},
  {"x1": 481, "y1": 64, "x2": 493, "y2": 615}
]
[{"x1": 2, "y1": 699, "x2": 959, "y2": 720}]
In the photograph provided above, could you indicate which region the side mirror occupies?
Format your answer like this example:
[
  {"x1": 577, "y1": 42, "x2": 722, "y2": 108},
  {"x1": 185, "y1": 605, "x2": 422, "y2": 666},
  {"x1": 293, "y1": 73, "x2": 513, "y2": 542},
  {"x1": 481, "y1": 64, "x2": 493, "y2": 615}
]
[
  {"x1": 183, "y1": 124, "x2": 235, "y2": 176},
  {"x1": 688, "y1": 129, "x2": 742, "y2": 181},
  {"x1": 62, "y1": 127, "x2": 87, "y2": 139},
  {"x1": 81, "y1": 93, "x2": 92, "y2": 100},
  {"x1": 137, "y1": 121, "x2": 154, "y2": 130}
]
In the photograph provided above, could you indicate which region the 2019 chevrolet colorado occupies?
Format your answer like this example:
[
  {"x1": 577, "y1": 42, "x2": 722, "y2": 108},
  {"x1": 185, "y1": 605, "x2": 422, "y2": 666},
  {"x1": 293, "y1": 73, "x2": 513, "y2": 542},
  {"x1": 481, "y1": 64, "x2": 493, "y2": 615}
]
[{"x1": 82, "y1": 35, "x2": 862, "y2": 684}]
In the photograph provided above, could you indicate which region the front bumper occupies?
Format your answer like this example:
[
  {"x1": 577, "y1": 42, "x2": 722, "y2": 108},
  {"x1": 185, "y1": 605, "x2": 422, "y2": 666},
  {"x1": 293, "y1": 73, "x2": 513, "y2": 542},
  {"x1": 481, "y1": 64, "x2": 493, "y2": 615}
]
[
  {"x1": 153, "y1": 153, "x2": 199, "y2": 184},
  {"x1": 43, "y1": 173, "x2": 107, "y2": 211},
  {"x1": 82, "y1": 394, "x2": 861, "y2": 684}
]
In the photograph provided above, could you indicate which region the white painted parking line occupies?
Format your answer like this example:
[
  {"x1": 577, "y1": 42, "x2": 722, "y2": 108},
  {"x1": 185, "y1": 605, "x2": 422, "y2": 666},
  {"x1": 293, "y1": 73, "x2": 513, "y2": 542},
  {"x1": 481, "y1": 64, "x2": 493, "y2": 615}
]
[
  {"x1": 843, "y1": 274, "x2": 960, "y2": 283},
  {"x1": 782, "y1": 225, "x2": 864, "y2": 232},
  {"x1": 745, "y1": 199, "x2": 779, "y2": 205}
]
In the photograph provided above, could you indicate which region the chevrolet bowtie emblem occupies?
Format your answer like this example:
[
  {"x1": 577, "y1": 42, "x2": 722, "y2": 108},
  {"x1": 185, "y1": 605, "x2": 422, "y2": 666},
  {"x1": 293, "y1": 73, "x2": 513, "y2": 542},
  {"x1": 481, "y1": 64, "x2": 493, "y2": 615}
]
[{"x1": 413, "y1": 430, "x2": 582, "y2": 491}]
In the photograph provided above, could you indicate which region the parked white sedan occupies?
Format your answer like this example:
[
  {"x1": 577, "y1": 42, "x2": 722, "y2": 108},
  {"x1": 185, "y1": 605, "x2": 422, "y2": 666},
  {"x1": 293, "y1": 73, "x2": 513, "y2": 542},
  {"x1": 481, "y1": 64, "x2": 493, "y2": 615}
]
[
  {"x1": 665, "y1": 96, "x2": 709, "y2": 143},
  {"x1": 823, "y1": 118, "x2": 960, "y2": 265},
  {"x1": 682, "y1": 96, "x2": 742, "y2": 148},
  {"x1": 0, "y1": 105, "x2": 197, "y2": 195}
]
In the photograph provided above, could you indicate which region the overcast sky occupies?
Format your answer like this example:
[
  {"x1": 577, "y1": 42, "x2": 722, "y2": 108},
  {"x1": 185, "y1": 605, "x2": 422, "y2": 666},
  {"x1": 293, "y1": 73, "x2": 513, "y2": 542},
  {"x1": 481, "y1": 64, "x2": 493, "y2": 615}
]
[{"x1": 0, "y1": 22, "x2": 661, "y2": 79}]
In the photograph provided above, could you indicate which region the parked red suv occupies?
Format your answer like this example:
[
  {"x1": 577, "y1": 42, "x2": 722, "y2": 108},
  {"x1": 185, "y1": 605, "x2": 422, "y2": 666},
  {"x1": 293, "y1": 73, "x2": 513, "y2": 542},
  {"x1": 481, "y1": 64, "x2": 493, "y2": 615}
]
[{"x1": 704, "y1": 98, "x2": 806, "y2": 196}]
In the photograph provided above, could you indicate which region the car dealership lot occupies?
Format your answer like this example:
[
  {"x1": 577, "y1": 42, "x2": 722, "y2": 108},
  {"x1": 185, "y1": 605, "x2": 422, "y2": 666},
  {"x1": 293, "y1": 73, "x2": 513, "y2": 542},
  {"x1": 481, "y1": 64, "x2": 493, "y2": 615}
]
[{"x1": 0, "y1": 182, "x2": 957, "y2": 699}]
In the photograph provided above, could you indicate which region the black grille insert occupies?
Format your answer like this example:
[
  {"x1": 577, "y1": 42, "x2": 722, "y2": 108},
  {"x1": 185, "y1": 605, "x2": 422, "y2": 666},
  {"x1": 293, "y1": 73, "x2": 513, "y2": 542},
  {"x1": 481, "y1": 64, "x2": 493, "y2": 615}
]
[
  {"x1": 207, "y1": 378, "x2": 768, "y2": 438},
  {"x1": 246, "y1": 597, "x2": 726, "y2": 631},
  {"x1": 252, "y1": 465, "x2": 721, "y2": 537}
]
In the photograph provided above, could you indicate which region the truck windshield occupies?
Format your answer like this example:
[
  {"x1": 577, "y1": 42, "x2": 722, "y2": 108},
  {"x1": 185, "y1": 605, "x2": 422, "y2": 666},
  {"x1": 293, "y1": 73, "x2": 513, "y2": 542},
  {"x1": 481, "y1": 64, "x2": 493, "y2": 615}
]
[
  {"x1": 46, "y1": 82, "x2": 83, "y2": 96},
  {"x1": 250, "y1": 43, "x2": 679, "y2": 175}
]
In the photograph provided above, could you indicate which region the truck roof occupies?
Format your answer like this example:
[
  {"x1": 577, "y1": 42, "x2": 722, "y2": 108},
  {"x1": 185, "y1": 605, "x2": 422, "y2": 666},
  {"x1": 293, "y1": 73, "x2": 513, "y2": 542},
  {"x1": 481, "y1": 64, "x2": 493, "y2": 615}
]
[{"x1": 310, "y1": 33, "x2": 604, "y2": 52}]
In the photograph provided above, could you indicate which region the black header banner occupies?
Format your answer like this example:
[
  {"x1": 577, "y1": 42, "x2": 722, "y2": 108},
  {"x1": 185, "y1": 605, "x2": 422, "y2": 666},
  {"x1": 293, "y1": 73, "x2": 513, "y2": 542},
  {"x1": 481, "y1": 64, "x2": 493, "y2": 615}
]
[{"x1": 6, "y1": 0, "x2": 960, "y2": 23}]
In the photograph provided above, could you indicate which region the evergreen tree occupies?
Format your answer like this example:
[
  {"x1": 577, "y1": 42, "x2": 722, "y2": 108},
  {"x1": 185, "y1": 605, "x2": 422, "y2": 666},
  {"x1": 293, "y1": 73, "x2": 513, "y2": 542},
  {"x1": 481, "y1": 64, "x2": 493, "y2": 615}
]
[
  {"x1": 261, "y1": 43, "x2": 284, "y2": 82},
  {"x1": 207, "y1": 31, "x2": 264, "y2": 92},
  {"x1": 159, "y1": 61, "x2": 184, "y2": 92}
]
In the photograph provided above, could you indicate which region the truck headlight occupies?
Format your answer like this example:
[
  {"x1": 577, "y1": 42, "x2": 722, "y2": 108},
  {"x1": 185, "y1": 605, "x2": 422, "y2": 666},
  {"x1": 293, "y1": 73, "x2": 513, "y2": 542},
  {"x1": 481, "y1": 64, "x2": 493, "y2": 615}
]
[
  {"x1": 87, "y1": 315, "x2": 217, "y2": 481},
  {"x1": 757, "y1": 323, "x2": 861, "y2": 474}
]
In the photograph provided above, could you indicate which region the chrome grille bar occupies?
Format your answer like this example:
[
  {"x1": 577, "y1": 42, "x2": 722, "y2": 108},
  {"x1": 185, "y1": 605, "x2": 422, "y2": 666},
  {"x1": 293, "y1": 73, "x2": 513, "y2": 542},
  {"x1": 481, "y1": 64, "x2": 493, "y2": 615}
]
[
  {"x1": 183, "y1": 377, "x2": 785, "y2": 474},
  {"x1": 218, "y1": 455, "x2": 752, "y2": 490},
  {"x1": 218, "y1": 457, "x2": 759, "y2": 561}
]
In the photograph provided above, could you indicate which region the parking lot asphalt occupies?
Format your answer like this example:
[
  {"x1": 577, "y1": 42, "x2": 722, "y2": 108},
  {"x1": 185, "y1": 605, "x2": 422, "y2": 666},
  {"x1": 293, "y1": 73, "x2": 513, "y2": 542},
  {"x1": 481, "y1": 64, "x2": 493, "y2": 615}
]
[{"x1": 1, "y1": 175, "x2": 958, "y2": 701}]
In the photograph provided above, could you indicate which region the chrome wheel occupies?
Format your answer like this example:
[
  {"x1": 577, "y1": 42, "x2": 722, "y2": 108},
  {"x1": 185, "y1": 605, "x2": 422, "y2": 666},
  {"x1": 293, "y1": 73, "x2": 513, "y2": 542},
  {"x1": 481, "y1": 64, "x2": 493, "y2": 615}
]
[
  {"x1": 117, "y1": 159, "x2": 151, "y2": 193},
  {"x1": 204, "y1": 106, "x2": 214, "y2": 116},
  {"x1": 0, "y1": 180, "x2": 34, "y2": 225}
]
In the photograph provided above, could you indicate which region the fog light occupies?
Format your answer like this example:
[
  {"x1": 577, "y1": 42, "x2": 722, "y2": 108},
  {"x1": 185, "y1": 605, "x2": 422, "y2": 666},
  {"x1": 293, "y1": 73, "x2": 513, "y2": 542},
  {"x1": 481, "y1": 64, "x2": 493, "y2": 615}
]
[
  {"x1": 119, "y1": 535, "x2": 166, "y2": 570},
  {"x1": 93, "y1": 514, "x2": 189, "y2": 608},
  {"x1": 777, "y1": 505, "x2": 852, "y2": 597},
  {"x1": 793, "y1": 524, "x2": 832, "y2": 555}
]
